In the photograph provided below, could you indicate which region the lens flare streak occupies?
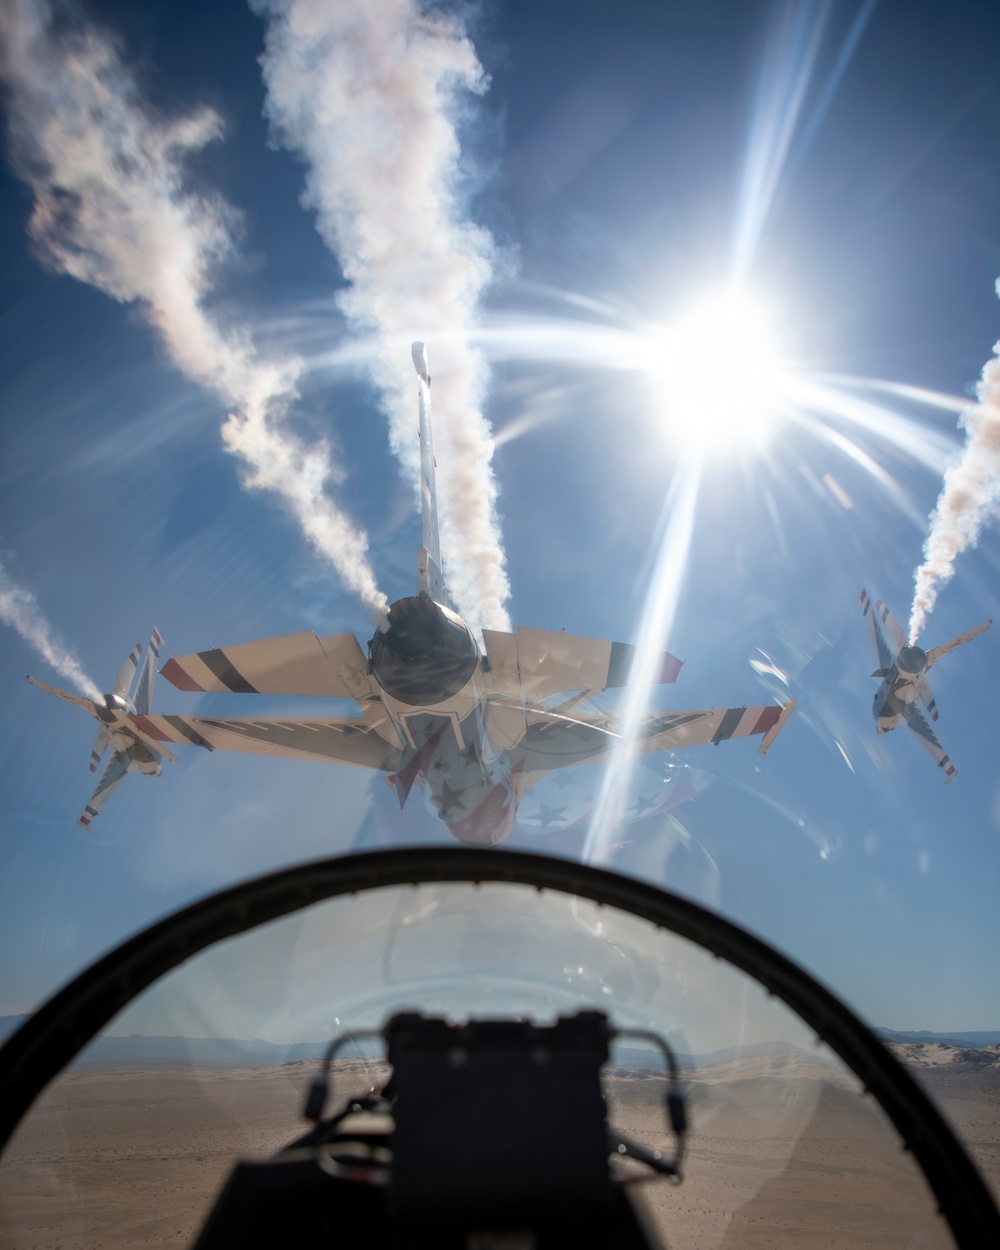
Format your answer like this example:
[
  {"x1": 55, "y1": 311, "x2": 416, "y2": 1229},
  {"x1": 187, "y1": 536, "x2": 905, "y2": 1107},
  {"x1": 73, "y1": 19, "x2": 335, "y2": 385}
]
[{"x1": 584, "y1": 455, "x2": 702, "y2": 864}]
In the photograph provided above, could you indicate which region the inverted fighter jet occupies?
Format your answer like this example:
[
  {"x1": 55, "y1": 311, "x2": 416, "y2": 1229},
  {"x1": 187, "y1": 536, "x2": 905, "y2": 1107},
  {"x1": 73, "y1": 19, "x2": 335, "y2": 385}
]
[
  {"x1": 123, "y1": 343, "x2": 792, "y2": 845},
  {"x1": 859, "y1": 587, "x2": 991, "y2": 783},
  {"x1": 28, "y1": 629, "x2": 170, "y2": 827}
]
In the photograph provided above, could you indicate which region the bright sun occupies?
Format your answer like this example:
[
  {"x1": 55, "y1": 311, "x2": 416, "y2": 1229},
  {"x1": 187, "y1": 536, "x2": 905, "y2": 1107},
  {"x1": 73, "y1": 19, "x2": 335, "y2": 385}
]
[{"x1": 645, "y1": 288, "x2": 789, "y2": 455}]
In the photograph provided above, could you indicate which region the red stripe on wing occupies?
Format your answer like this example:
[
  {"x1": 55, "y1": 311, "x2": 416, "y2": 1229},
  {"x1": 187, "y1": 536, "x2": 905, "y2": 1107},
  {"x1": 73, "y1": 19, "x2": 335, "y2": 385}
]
[
  {"x1": 160, "y1": 657, "x2": 205, "y2": 692},
  {"x1": 752, "y1": 706, "x2": 781, "y2": 735}
]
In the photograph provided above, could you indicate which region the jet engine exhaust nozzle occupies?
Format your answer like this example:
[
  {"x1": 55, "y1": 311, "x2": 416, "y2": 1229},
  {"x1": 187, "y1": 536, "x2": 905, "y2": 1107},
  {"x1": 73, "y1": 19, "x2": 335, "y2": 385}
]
[
  {"x1": 896, "y1": 645, "x2": 928, "y2": 677},
  {"x1": 369, "y1": 595, "x2": 479, "y2": 706}
]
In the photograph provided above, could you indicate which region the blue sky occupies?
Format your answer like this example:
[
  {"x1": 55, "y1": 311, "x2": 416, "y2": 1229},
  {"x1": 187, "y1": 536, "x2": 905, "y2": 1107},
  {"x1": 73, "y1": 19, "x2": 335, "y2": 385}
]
[{"x1": 1, "y1": 0, "x2": 999, "y2": 1035}]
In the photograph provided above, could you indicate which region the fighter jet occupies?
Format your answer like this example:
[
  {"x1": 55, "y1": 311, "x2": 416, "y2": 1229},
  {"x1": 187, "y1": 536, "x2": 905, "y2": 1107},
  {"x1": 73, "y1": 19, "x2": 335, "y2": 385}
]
[
  {"x1": 32, "y1": 346, "x2": 791, "y2": 844},
  {"x1": 115, "y1": 344, "x2": 791, "y2": 845},
  {"x1": 28, "y1": 629, "x2": 172, "y2": 827},
  {"x1": 858, "y1": 587, "x2": 991, "y2": 782}
]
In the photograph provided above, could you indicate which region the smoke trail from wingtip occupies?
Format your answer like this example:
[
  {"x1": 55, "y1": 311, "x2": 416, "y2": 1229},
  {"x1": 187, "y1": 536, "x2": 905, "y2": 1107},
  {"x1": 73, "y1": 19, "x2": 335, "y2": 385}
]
[
  {"x1": 0, "y1": 0, "x2": 387, "y2": 616},
  {"x1": 254, "y1": 0, "x2": 510, "y2": 633},
  {"x1": 909, "y1": 310, "x2": 1000, "y2": 642},
  {"x1": 0, "y1": 562, "x2": 102, "y2": 701}
]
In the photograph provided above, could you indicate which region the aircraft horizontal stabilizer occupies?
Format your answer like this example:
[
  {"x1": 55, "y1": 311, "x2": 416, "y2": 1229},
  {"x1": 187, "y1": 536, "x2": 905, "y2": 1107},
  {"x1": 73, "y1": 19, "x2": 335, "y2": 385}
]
[
  {"x1": 858, "y1": 588, "x2": 895, "y2": 671},
  {"x1": 160, "y1": 630, "x2": 378, "y2": 701},
  {"x1": 925, "y1": 620, "x2": 992, "y2": 669},
  {"x1": 483, "y1": 627, "x2": 682, "y2": 701},
  {"x1": 27, "y1": 676, "x2": 98, "y2": 716}
]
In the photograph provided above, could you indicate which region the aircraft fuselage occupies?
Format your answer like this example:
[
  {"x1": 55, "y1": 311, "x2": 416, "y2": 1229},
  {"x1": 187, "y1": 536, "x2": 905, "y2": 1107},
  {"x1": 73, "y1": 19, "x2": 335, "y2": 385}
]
[
  {"x1": 369, "y1": 594, "x2": 516, "y2": 845},
  {"x1": 97, "y1": 698, "x2": 162, "y2": 775},
  {"x1": 872, "y1": 645, "x2": 927, "y2": 734}
]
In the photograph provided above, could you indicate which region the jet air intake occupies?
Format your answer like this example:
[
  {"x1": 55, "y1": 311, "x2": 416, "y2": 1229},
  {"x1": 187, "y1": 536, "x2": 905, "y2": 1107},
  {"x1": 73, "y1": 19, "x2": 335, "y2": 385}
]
[
  {"x1": 370, "y1": 595, "x2": 479, "y2": 706},
  {"x1": 896, "y1": 645, "x2": 927, "y2": 677}
]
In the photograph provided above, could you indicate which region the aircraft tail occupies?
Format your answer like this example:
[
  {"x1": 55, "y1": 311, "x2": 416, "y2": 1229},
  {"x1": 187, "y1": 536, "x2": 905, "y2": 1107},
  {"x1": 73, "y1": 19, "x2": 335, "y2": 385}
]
[
  {"x1": 925, "y1": 619, "x2": 992, "y2": 669},
  {"x1": 113, "y1": 643, "x2": 142, "y2": 703},
  {"x1": 131, "y1": 627, "x2": 163, "y2": 715},
  {"x1": 412, "y1": 341, "x2": 447, "y2": 605}
]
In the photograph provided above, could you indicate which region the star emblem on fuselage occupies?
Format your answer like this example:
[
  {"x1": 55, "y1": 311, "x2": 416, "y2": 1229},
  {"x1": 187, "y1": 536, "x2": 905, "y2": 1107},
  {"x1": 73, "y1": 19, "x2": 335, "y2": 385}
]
[
  {"x1": 537, "y1": 802, "x2": 569, "y2": 827},
  {"x1": 435, "y1": 780, "x2": 468, "y2": 814},
  {"x1": 629, "y1": 793, "x2": 659, "y2": 816}
]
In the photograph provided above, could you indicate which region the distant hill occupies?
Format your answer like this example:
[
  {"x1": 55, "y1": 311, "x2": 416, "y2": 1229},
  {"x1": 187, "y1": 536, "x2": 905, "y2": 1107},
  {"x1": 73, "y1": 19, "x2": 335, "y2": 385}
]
[
  {"x1": 886, "y1": 1041, "x2": 1000, "y2": 1070},
  {"x1": 877, "y1": 1028, "x2": 1000, "y2": 1049},
  {"x1": 4, "y1": 1011, "x2": 999, "y2": 1071}
]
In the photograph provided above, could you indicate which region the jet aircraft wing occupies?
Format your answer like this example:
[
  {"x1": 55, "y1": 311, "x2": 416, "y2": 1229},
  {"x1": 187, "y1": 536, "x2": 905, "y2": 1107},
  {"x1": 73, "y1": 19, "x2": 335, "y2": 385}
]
[
  {"x1": 161, "y1": 631, "x2": 379, "y2": 701},
  {"x1": 483, "y1": 627, "x2": 682, "y2": 701},
  {"x1": 917, "y1": 677, "x2": 939, "y2": 722},
  {"x1": 133, "y1": 714, "x2": 401, "y2": 771},
  {"x1": 78, "y1": 754, "x2": 129, "y2": 829},
  {"x1": 901, "y1": 702, "x2": 957, "y2": 783},
  {"x1": 510, "y1": 700, "x2": 796, "y2": 786},
  {"x1": 858, "y1": 588, "x2": 894, "y2": 672}
]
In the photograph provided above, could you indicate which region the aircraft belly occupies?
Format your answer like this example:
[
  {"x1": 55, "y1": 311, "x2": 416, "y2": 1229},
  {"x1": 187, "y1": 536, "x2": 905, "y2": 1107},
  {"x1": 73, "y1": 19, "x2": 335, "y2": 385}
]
[
  {"x1": 432, "y1": 775, "x2": 516, "y2": 846},
  {"x1": 381, "y1": 673, "x2": 486, "y2": 748},
  {"x1": 485, "y1": 699, "x2": 528, "y2": 753}
]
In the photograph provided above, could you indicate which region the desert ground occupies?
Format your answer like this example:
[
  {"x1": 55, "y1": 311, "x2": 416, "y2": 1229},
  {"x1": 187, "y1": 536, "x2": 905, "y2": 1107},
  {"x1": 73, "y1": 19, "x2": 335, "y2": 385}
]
[{"x1": 0, "y1": 1048, "x2": 995, "y2": 1249}]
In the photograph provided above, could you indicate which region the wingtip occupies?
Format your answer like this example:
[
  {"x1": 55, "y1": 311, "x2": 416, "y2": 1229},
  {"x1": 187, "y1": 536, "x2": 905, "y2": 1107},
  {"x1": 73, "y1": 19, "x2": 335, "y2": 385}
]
[{"x1": 758, "y1": 698, "x2": 797, "y2": 755}]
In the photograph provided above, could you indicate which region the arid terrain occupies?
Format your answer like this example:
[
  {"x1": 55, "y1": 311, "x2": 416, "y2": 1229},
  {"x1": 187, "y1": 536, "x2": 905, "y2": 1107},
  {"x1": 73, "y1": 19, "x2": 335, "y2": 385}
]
[{"x1": 0, "y1": 1046, "x2": 996, "y2": 1249}]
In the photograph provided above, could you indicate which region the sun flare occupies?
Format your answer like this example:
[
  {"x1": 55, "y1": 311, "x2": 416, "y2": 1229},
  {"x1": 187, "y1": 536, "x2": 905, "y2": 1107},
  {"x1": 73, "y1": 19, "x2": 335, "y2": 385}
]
[{"x1": 645, "y1": 289, "x2": 790, "y2": 454}]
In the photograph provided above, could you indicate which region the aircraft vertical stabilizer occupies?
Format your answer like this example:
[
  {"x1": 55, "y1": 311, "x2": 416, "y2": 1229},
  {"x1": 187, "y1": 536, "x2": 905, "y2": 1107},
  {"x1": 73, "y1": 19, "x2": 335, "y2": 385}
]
[
  {"x1": 412, "y1": 341, "x2": 447, "y2": 605},
  {"x1": 132, "y1": 627, "x2": 163, "y2": 715}
]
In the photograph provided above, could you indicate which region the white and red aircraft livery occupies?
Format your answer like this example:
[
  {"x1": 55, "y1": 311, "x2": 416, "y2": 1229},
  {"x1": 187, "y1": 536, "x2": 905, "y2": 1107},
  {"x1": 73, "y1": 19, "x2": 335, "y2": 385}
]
[
  {"x1": 30, "y1": 345, "x2": 795, "y2": 842},
  {"x1": 859, "y1": 587, "x2": 991, "y2": 783}
]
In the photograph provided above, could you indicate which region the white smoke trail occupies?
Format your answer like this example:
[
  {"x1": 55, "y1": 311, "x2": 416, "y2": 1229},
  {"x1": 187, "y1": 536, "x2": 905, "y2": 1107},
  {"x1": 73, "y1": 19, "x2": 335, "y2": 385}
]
[
  {"x1": 254, "y1": 0, "x2": 510, "y2": 633},
  {"x1": 0, "y1": 561, "x2": 102, "y2": 701},
  {"x1": 909, "y1": 312, "x2": 1000, "y2": 642},
  {"x1": 0, "y1": 0, "x2": 386, "y2": 616}
]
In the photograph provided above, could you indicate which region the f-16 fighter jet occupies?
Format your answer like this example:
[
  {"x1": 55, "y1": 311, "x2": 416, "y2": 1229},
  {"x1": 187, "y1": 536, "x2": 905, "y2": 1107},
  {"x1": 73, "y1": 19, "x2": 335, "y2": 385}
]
[
  {"x1": 131, "y1": 344, "x2": 794, "y2": 844},
  {"x1": 28, "y1": 629, "x2": 171, "y2": 827},
  {"x1": 859, "y1": 587, "x2": 991, "y2": 783},
  {"x1": 33, "y1": 346, "x2": 791, "y2": 844}
]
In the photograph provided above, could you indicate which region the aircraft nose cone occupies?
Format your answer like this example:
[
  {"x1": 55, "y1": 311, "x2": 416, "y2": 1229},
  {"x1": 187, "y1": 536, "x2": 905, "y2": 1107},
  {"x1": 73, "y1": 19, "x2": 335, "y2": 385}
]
[{"x1": 370, "y1": 595, "x2": 479, "y2": 706}]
